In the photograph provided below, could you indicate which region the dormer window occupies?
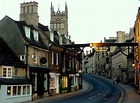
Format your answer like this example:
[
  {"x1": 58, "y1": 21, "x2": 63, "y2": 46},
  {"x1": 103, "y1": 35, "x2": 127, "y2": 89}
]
[
  {"x1": 50, "y1": 32, "x2": 54, "y2": 42},
  {"x1": 33, "y1": 30, "x2": 38, "y2": 41},
  {"x1": 24, "y1": 26, "x2": 30, "y2": 38}
]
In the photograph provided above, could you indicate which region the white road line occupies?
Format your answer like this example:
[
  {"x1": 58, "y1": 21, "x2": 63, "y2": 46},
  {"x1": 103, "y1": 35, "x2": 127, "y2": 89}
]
[{"x1": 89, "y1": 95, "x2": 96, "y2": 99}]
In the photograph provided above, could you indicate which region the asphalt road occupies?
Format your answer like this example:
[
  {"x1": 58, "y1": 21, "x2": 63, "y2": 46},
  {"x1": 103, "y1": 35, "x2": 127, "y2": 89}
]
[{"x1": 41, "y1": 74, "x2": 122, "y2": 103}]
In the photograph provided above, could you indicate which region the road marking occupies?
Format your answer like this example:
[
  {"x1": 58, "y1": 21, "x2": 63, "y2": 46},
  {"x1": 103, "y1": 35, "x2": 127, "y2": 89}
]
[
  {"x1": 98, "y1": 93, "x2": 101, "y2": 96},
  {"x1": 89, "y1": 95, "x2": 96, "y2": 99}
]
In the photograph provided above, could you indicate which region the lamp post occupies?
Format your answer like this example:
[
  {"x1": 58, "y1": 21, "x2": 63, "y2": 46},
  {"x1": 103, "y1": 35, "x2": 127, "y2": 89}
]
[
  {"x1": 132, "y1": 63, "x2": 136, "y2": 85},
  {"x1": 78, "y1": 69, "x2": 82, "y2": 89}
]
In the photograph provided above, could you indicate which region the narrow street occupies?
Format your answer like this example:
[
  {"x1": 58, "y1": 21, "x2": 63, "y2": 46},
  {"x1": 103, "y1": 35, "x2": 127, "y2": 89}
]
[{"x1": 40, "y1": 74, "x2": 122, "y2": 103}]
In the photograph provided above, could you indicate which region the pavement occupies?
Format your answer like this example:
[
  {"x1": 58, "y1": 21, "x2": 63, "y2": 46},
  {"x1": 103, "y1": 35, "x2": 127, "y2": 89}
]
[
  {"x1": 23, "y1": 78, "x2": 140, "y2": 103},
  {"x1": 118, "y1": 83, "x2": 140, "y2": 103},
  {"x1": 23, "y1": 80, "x2": 91, "y2": 103}
]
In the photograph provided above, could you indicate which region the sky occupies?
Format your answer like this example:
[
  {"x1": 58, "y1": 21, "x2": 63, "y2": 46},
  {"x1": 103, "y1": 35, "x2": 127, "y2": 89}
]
[{"x1": 0, "y1": 0, "x2": 139, "y2": 44}]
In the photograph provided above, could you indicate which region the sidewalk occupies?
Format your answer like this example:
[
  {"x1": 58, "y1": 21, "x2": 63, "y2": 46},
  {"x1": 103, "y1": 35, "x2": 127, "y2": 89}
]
[
  {"x1": 118, "y1": 83, "x2": 140, "y2": 103},
  {"x1": 23, "y1": 78, "x2": 140, "y2": 103},
  {"x1": 23, "y1": 81, "x2": 90, "y2": 103}
]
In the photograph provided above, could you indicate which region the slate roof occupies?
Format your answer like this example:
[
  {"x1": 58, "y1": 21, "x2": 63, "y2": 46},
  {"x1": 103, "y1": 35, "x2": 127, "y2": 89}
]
[
  {"x1": 15, "y1": 20, "x2": 48, "y2": 50},
  {"x1": 0, "y1": 78, "x2": 31, "y2": 85},
  {"x1": 0, "y1": 38, "x2": 25, "y2": 67},
  {"x1": 38, "y1": 23, "x2": 50, "y2": 31}
]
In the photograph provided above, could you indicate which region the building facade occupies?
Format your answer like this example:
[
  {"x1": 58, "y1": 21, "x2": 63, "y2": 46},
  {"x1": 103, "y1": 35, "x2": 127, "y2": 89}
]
[
  {"x1": 0, "y1": 38, "x2": 31, "y2": 103},
  {"x1": 0, "y1": 1, "x2": 82, "y2": 101}
]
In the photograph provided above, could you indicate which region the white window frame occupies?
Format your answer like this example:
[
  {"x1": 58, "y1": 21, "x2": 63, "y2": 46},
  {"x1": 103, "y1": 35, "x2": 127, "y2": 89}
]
[
  {"x1": 2, "y1": 66, "x2": 12, "y2": 78},
  {"x1": 6, "y1": 85, "x2": 31, "y2": 97},
  {"x1": 24, "y1": 26, "x2": 30, "y2": 38},
  {"x1": 33, "y1": 30, "x2": 39, "y2": 41},
  {"x1": 50, "y1": 32, "x2": 54, "y2": 42},
  {"x1": 33, "y1": 48, "x2": 37, "y2": 63}
]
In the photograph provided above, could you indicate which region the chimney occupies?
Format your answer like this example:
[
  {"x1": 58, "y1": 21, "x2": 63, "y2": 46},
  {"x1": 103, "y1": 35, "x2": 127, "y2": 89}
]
[{"x1": 20, "y1": 1, "x2": 39, "y2": 26}]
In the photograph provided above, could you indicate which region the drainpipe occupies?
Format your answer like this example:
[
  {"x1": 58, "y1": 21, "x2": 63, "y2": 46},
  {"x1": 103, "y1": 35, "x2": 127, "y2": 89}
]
[{"x1": 25, "y1": 44, "x2": 29, "y2": 78}]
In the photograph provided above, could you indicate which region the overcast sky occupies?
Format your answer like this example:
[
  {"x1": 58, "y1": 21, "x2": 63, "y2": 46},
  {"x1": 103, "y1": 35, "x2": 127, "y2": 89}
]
[{"x1": 0, "y1": 0, "x2": 139, "y2": 44}]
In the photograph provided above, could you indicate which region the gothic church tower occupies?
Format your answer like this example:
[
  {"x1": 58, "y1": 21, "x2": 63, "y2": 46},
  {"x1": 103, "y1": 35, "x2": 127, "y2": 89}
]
[{"x1": 50, "y1": 2, "x2": 68, "y2": 38}]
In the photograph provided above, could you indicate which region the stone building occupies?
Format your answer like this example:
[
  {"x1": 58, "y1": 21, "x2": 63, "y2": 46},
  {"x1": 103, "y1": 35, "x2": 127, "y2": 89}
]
[
  {"x1": 50, "y1": 2, "x2": 69, "y2": 39},
  {"x1": 108, "y1": 30, "x2": 134, "y2": 83},
  {"x1": 0, "y1": 38, "x2": 31, "y2": 103},
  {"x1": 134, "y1": 7, "x2": 140, "y2": 92},
  {"x1": 0, "y1": 1, "x2": 82, "y2": 101}
]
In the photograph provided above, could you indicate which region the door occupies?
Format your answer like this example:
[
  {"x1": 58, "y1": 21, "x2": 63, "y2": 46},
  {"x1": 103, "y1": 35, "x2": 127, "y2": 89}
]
[{"x1": 37, "y1": 72, "x2": 44, "y2": 96}]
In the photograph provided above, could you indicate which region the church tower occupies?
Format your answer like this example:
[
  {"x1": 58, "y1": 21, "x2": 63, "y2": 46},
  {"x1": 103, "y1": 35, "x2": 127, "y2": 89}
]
[
  {"x1": 50, "y1": 2, "x2": 68, "y2": 38},
  {"x1": 19, "y1": 1, "x2": 39, "y2": 26}
]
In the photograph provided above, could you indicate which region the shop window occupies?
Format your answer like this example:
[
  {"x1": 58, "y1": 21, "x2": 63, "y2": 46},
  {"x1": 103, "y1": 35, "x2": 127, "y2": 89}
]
[
  {"x1": 13, "y1": 86, "x2": 17, "y2": 96},
  {"x1": 2, "y1": 66, "x2": 12, "y2": 78},
  {"x1": 23, "y1": 86, "x2": 26, "y2": 95},
  {"x1": 7, "y1": 86, "x2": 11, "y2": 96},
  {"x1": 7, "y1": 85, "x2": 31, "y2": 97},
  {"x1": 18, "y1": 86, "x2": 21, "y2": 95},
  {"x1": 71, "y1": 77, "x2": 74, "y2": 86},
  {"x1": 62, "y1": 76, "x2": 68, "y2": 88},
  {"x1": 27, "y1": 86, "x2": 30, "y2": 94},
  {"x1": 50, "y1": 77, "x2": 56, "y2": 89}
]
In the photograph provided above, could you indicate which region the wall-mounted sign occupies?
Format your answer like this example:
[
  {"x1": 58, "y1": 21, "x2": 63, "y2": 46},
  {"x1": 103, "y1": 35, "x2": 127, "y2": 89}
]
[{"x1": 40, "y1": 57, "x2": 47, "y2": 64}]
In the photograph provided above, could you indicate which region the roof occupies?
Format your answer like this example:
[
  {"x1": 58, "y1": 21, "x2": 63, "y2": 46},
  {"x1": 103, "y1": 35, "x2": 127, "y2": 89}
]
[
  {"x1": 0, "y1": 38, "x2": 25, "y2": 67},
  {"x1": 15, "y1": 20, "x2": 48, "y2": 49},
  {"x1": 38, "y1": 23, "x2": 50, "y2": 31},
  {"x1": 0, "y1": 78, "x2": 31, "y2": 85}
]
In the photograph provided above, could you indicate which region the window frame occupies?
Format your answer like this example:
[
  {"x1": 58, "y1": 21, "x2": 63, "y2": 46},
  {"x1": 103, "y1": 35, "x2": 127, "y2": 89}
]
[
  {"x1": 2, "y1": 66, "x2": 12, "y2": 78},
  {"x1": 33, "y1": 30, "x2": 39, "y2": 41},
  {"x1": 24, "y1": 26, "x2": 30, "y2": 38},
  {"x1": 33, "y1": 48, "x2": 37, "y2": 63},
  {"x1": 6, "y1": 85, "x2": 31, "y2": 97}
]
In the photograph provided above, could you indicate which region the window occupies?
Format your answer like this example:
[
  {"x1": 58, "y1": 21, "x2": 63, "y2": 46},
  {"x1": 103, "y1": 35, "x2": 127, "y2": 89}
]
[
  {"x1": 2, "y1": 66, "x2": 12, "y2": 78},
  {"x1": 7, "y1": 86, "x2": 11, "y2": 96},
  {"x1": 27, "y1": 86, "x2": 30, "y2": 94},
  {"x1": 13, "y1": 86, "x2": 17, "y2": 96},
  {"x1": 50, "y1": 32, "x2": 54, "y2": 42},
  {"x1": 62, "y1": 76, "x2": 68, "y2": 88},
  {"x1": 52, "y1": 51, "x2": 54, "y2": 64},
  {"x1": 33, "y1": 48, "x2": 37, "y2": 63},
  {"x1": 7, "y1": 85, "x2": 31, "y2": 97},
  {"x1": 56, "y1": 53, "x2": 59, "y2": 65},
  {"x1": 33, "y1": 30, "x2": 39, "y2": 41},
  {"x1": 54, "y1": 24, "x2": 56, "y2": 28},
  {"x1": 61, "y1": 23, "x2": 64, "y2": 28},
  {"x1": 50, "y1": 77, "x2": 56, "y2": 89},
  {"x1": 18, "y1": 86, "x2": 21, "y2": 95},
  {"x1": 71, "y1": 77, "x2": 75, "y2": 87},
  {"x1": 24, "y1": 26, "x2": 30, "y2": 38},
  {"x1": 23, "y1": 86, "x2": 26, "y2": 95}
]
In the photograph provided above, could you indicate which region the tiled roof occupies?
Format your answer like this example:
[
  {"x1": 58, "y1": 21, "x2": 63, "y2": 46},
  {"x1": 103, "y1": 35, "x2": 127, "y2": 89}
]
[{"x1": 0, "y1": 38, "x2": 25, "y2": 67}]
